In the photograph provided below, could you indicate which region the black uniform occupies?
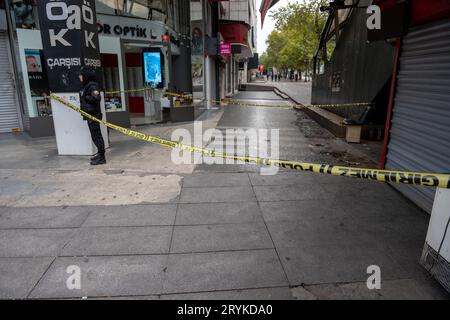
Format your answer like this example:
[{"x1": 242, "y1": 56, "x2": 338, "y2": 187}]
[{"x1": 79, "y1": 67, "x2": 106, "y2": 164}]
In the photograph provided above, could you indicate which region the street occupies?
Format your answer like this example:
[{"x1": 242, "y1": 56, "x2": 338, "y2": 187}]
[{"x1": 0, "y1": 88, "x2": 447, "y2": 300}]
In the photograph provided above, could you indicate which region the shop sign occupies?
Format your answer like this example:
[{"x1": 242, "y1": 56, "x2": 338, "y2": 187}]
[
  {"x1": 37, "y1": 0, "x2": 102, "y2": 92},
  {"x1": 219, "y1": 41, "x2": 231, "y2": 55},
  {"x1": 97, "y1": 15, "x2": 173, "y2": 42}
]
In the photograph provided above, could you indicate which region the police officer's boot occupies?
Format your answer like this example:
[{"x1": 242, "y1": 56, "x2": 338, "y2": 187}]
[
  {"x1": 90, "y1": 153, "x2": 100, "y2": 161},
  {"x1": 90, "y1": 152, "x2": 106, "y2": 165}
]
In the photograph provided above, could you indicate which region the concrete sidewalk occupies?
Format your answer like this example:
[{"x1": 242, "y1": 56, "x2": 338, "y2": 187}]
[
  {"x1": 251, "y1": 80, "x2": 312, "y2": 105},
  {"x1": 0, "y1": 91, "x2": 448, "y2": 299}
]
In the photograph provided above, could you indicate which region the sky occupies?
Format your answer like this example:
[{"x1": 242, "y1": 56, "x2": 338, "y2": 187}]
[{"x1": 256, "y1": 0, "x2": 303, "y2": 54}]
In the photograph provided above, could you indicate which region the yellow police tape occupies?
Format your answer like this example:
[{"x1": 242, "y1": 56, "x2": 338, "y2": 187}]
[
  {"x1": 50, "y1": 94, "x2": 450, "y2": 189},
  {"x1": 104, "y1": 87, "x2": 372, "y2": 110}
]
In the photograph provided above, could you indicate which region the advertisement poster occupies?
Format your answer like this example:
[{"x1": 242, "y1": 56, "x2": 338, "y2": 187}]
[
  {"x1": 25, "y1": 49, "x2": 51, "y2": 116},
  {"x1": 25, "y1": 49, "x2": 48, "y2": 88},
  {"x1": 25, "y1": 49, "x2": 42, "y2": 73},
  {"x1": 191, "y1": 21, "x2": 204, "y2": 97},
  {"x1": 191, "y1": 26, "x2": 203, "y2": 56},
  {"x1": 191, "y1": 56, "x2": 203, "y2": 87},
  {"x1": 143, "y1": 52, "x2": 162, "y2": 85}
]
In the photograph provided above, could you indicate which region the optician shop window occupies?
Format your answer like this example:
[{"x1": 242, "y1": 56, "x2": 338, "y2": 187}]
[{"x1": 101, "y1": 53, "x2": 123, "y2": 112}]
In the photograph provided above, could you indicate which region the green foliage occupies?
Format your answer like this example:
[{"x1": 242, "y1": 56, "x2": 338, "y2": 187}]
[{"x1": 262, "y1": 0, "x2": 328, "y2": 71}]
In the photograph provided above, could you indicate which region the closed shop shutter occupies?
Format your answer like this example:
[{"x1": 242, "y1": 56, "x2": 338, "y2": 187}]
[
  {"x1": 385, "y1": 19, "x2": 450, "y2": 213},
  {"x1": 0, "y1": 32, "x2": 20, "y2": 133}
]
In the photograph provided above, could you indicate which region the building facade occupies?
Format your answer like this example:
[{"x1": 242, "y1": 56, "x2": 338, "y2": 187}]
[
  {"x1": 2, "y1": 0, "x2": 192, "y2": 137},
  {"x1": 0, "y1": 0, "x2": 260, "y2": 136},
  {"x1": 189, "y1": 0, "x2": 258, "y2": 104},
  {"x1": 219, "y1": 0, "x2": 258, "y2": 97}
]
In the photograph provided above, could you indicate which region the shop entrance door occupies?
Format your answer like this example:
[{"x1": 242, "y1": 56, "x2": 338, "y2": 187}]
[{"x1": 123, "y1": 43, "x2": 165, "y2": 125}]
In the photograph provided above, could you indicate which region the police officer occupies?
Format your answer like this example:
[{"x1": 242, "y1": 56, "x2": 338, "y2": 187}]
[{"x1": 79, "y1": 67, "x2": 106, "y2": 165}]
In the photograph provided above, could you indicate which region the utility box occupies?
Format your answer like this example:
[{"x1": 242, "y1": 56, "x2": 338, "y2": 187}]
[
  {"x1": 52, "y1": 93, "x2": 109, "y2": 155},
  {"x1": 421, "y1": 188, "x2": 450, "y2": 293}
]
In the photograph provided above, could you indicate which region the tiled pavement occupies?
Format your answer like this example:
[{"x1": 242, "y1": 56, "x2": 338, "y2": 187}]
[
  {"x1": 0, "y1": 90, "x2": 448, "y2": 299},
  {"x1": 1, "y1": 171, "x2": 448, "y2": 299}
]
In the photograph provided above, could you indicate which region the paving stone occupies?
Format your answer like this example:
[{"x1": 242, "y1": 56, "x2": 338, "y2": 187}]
[
  {"x1": 29, "y1": 255, "x2": 167, "y2": 298},
  {"x1": 249, "y1": 172, "x2": 359, "y2": 186},
  {"x1": 304, "y1": 278, "x2": 450, "y2": 300},
  {"x1": 276, "y1": 244, "x2": 410, "y2": 285},
  {"x1": 253, "y1": 184, "x2": 327, "y2": 202},
  {"x1": 161, "y1": 287, "x2": 293, "y2": 300},
  {"x1": 182, "y1": 173, "x2": 251, "y2": 187},
  {"x1": 217, "y1": 106, "x2": 298, "y2": 129},
  {"x1": 0, "y1": 257, "x2": 54, "y2": 299},
  {"x1": 332, "y1": 195, "x2": 426, "y2": 219},
  {"x1": 171, "y1": 223, "x2": 273, "y2": 253},
  {"x1": 176, "y1": 202, "x2": 263, "y2": 225},
  {"x1": 259, "y1": 199, "x2": 347, "y2": 222},
  {"x1": 61, "y1": 226, "x2": 172, "y2": 256},
  {"x1": 82, "y1": 204, "x2": 177, "y2": 227},
  {"x1": 290, "y1": 286, "x2": 317, "y2": 300},
  {"x1": 266, "y1": 219, "x2": 372, "y2": 249},
  {"x1": 342, "y1": 214, "x2": 428, "y2": 244},
  {"x1": 179, "y1": 186, "x2": 256, "y2": 203},
  {"x1": 0, "y1": 206, "x2": 89, "y2": 229},
  {"x1": 379, "y1": 239, "x2": 431, "y2": 280},
  {"x1": 162, "y1": 250, "x2": 288, "y2": 294},
  {"x1": 0, "y1": 229, "x2": 74, "y2": 257},
  {"x1": 232, "y1": 91, "x2": 282, "y2": 100},
  {"x1": 322, "y1": 182, "x2": 401, "y2": 200},
  {"x1": 194, "y1": 163, "x2": 261, "y2": 173}
]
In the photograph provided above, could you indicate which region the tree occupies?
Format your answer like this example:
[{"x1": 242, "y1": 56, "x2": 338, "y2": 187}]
[{"x1": 262, "y1": 0, "x2": 328, "y2": 72}]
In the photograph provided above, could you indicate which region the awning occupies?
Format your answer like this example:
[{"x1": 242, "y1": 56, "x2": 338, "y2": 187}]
[
  {"x1": 259, "y1": 0, "x2": 279, "y2": 27},
  {"x1": 219, "y1": 21, "x2": 253, "y2": 59}
]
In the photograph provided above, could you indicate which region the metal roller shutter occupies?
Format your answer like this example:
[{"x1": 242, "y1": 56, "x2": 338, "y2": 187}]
[
  {"x1": 385, "y1": 19, "x2": 450, "y2": 213},
  {"x1": 0, "y1": 32, "x2": 20, "y2": 133}
]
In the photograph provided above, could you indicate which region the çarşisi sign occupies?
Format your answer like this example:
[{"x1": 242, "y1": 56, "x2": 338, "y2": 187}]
[{"x1": 37, "y1": 0, "x2": 102, "y2": 92}]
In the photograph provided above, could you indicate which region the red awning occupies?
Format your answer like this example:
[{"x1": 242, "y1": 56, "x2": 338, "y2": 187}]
[
  {"x1": 219, "y1": 21, "x2": 250, "y2": 45},
  {"x1": 259, "y1": 0, "x2": 279, "y2": 27}
]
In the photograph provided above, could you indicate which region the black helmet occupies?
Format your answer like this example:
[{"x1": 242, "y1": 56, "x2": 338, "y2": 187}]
[{"x1": 79, "y1": 66, "x2": 96, "y2": 84}]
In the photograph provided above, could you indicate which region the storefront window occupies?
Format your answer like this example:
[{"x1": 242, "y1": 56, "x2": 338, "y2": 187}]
[
  {"x1": 24, "y1": 49, "x2": 51, "y2": 116},
  {"x1": 101, "y1": 53, "x2": 123, "y2": 112},
  {"x1": 97, "y1": 0, "x2": 167, "y2": 22},
  {"x1": 96, "y1": 0, "x2": 124, "y2": 14}
]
